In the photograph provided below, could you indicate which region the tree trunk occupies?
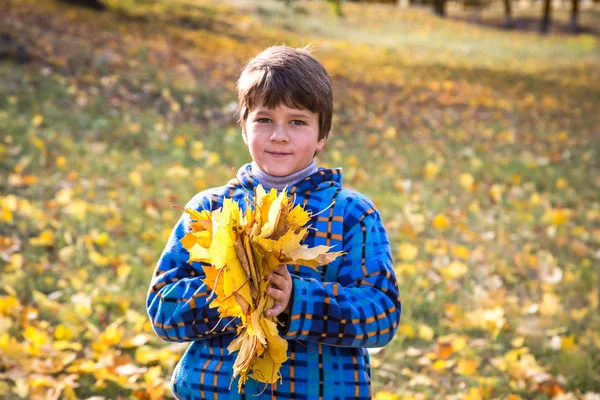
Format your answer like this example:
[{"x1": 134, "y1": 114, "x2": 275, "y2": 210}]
[
  {"x1": 503, "y1": 0, "x2": 513, "y2": 28},
  {"x1": 433, "y1": 0, "x2": 447, "y2": 17},
  {"x1": 569, "y1": 0, "x2": 580, "y2": 32},
  {"x1": 57, "y1": 0, "x2": 106, "y2": 11},
  {"x1": 540, "y1": 0, "x2": 551, "y2": 34}
]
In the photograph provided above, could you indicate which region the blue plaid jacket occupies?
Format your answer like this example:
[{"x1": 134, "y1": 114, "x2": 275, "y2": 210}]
[{"x1": 147, "y1": 164, "x2": 401, "y2": 400}]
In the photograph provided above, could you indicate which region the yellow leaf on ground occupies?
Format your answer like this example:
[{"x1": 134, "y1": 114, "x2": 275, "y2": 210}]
[
  {"x1": 32, "y1": 113, "x2": 44, "y2": 127},
  {"x1": 462, "y1": 388, "x2": 483, "y2": 400},
  {"x1": 398, "y1": 324, "x2": 416, "y2": 338},
  {"x1": 433, "y1": 214, "x2": 450, "y2": 230},
  {"x1": 459, "y1": 173, "x2": 475, "y2": 191},
  {"x1": 456, "y1": 358, "x2": 478, "y2": 375},
  {"x1": 418, "y1": 324, "x2": 435, "y2": 341},
  {"x1": 436, "y1": 341, "x2": 454, "y2": 360},
  {"x1": 129, "y1": 171, "x2": 143, "y2": 186},
  {"x1": 424, "y1": 162, "x2": 441, "y2": 179},
  {"x1": 29, "y1": 230, "x2": 55, "y2": 246},
  {"x1": 438, "y1": 261, "x2": 468, "y2": 279},
  {"x1": 374, "y1": 391, "x2": 400, "y2": 400},
  {"x1": 560, "y1": 335, "x2": 577, "y2": 352},
  {"x1": 542, "y1": 208, "x2": 571, "y2": 226},
  {"x1": 399, "y1": 242, "x2": 419, "y2": 261}
]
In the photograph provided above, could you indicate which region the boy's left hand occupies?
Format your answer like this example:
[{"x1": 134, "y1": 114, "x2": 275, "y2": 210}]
[{"x1": 265, "y1": 264, "x2": 292, "y2": 318}]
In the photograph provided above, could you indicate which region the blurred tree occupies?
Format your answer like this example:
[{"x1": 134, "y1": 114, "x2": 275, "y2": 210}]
[
  {"x1": 433, "y1": 0, "x2": 447, "y2": 16},
  {"x1": 569, "y1": 0, "x2": 580, "y2": 32},
  {"x1": 327, "y1": 0, "x2": 345, "y2": 16},
  {"x1": 57, "y1": 0, "x2": 106, "y2": 11},
  {"x1": 0, "y1": 33, "x2": 31, "y2": 64},
  {"x1": 503, "y1": 0, "x2": 513, "y2": 27},
  {"x1": 540, "y1": 0, "x2": 551, "y2": 33}
]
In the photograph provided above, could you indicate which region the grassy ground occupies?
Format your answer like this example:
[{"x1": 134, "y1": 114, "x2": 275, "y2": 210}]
[{"x1": 1, "y1": 0, "x2": 599, "y2": 398}]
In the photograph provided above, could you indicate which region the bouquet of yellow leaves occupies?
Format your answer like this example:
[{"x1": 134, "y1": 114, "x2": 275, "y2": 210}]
[{"x1": 178, "y1": 185, "x2": 343, "y2": 391}]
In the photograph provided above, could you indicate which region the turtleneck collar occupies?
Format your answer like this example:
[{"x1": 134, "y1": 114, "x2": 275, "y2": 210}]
[
  {"x1": 232, "y1": 162, "x2": 343, "y2": 194},
  {"x1": 250, "y1": 161, "x2": 318, "y2": 190}
]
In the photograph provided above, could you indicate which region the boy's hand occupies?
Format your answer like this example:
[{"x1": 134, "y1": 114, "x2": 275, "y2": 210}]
[{"x1": 265, "y1": 264, "x2": 292, "y2": 318}]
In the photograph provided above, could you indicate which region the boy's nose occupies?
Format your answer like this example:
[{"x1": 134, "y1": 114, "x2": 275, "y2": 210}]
[{"x1": 270, "y1": 127, "x2": 289, "y2": 142}]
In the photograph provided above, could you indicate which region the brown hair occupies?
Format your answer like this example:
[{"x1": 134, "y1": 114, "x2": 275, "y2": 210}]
[{"x1": 237, "y1": 45, "x2": 333, "y2": 141}]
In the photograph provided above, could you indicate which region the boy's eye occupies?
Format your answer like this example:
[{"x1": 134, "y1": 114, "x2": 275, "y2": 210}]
[
  {"x1": 256, "y1": 118, "x2": 271, "y2": 123},
  {"x1": 291, "y1": 120, "x2": 306, "y2": 126}
]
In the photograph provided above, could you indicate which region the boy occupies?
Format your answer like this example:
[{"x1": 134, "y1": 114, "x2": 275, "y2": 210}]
[{"x1": 147, "y1": 45, "x2": 401, "y2": 400}]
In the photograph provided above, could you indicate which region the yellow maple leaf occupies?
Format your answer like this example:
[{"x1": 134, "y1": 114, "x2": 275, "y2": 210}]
[
  {"x1": 187, "y1": 242, "x2": 211, "y2": 263},
  {"x1": 202, "y1": 265, "x2": 219, "y2": 289},
  {"x1": 250, "y1": 351, "x2": 282, "y2": 384},
  {"x1": 286, "y1": 205, "x2": 311, "y2": 229},
  {"x1": 258, "y1": 190, "x2": 288, "y2": 239},
  {"x1": 182, "y1": 230, "x2": 212, "y2": 249},
  {"x1": 287, "y1": 245, "x2": 344, "y2": 268},
  {"x1": 185, "y1": 208, "x2": 212, "y2": 232},
  {"x1": 222, "y1": 265, "x2": 253, "y2": 312},
  {"x1": 266, "y1": 330, "x2": 288, "y2": 364},
  {"x1": 255, "y1": 186, "x2": 277, "y2": 227}
]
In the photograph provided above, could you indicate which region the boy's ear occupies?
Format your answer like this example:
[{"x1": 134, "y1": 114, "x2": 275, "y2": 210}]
[{"x1": 315, "y1": 137, "x2": 326, "y2": 153}]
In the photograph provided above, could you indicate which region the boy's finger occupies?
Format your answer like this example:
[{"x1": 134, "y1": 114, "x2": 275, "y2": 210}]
[
  {"x1": 265, "y1": 302, "x2": 285, "y2": 317},
  {"x1": 274, "y1": 264, "x2": 290, "y2": 277},
  {"x1": 267, "y1": 286, "x2": 286, "y2": 301},
  {"x1": 269, "y1": 274, "x2": 288, "y2": 290},
  {"x1": 266, "y1": 304, "x2": 283, "y2": 317},
  {"x1": 269, "y1": 268, "x2": 286, "y2": 280},
  {"x1": 275, "y1": 263, "x2": 287, "y2": 272}
]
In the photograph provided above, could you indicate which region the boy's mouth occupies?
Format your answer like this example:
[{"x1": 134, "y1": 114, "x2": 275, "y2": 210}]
[{"x1": 266, "y1": 151, "x2": 292, "y2": 157}]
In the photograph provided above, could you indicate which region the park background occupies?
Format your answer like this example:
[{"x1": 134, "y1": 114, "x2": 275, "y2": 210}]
[{"x1": 0, "y1": 0, "x2": 599, "y2": 398}]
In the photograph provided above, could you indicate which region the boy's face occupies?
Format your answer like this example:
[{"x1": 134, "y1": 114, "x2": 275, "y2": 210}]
[{"x1": 242, "y1": 102, "x2": 326, "y2": 177}]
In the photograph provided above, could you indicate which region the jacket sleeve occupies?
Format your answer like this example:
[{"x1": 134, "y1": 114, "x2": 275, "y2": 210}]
[
  {"x1": 281, "y1": 206, "x2": 401, "y2": 348},
  {"x1": 146, "y1": 194, "x2": 237, "y2": 342}
]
